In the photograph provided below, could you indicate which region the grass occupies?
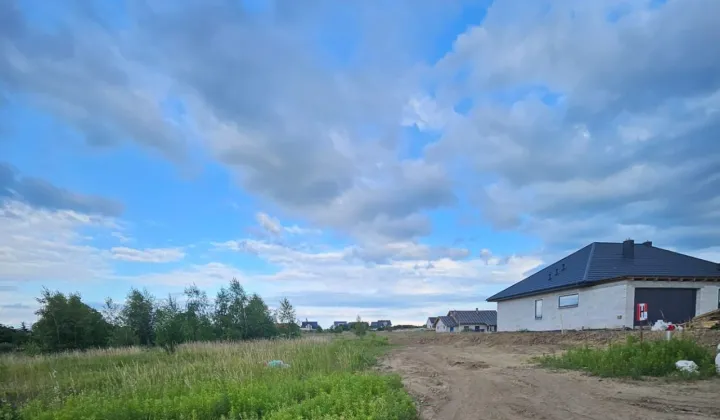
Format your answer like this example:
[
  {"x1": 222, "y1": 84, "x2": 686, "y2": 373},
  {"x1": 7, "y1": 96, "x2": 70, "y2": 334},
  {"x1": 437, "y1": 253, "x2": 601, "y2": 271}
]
[
  {"x1": 536, "y1": 336, "x2": 717, "y2": 379},
  {"x1": 0, "y1": 336, "x2": 417, "y2": 419}
]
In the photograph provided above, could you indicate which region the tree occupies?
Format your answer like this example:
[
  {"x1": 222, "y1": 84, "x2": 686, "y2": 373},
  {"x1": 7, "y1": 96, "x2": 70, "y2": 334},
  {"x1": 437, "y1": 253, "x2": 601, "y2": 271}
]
[
  {"x1": 353, "y1": 315, "x2": 368, "y2": 338},
  {"x1": 102, "y1": 298, "x2": 136, "y2": 347},
  {"x1": 120, "y1": 289, "x2": 156, "y2": 346},
  {"x1": 155, "y1": 295, "x2": 184, "y2": 353},
  {"x1": 276, "y1": 298, "x2": 300, "y2": 338},
  {"x1": 183, "y1": 285, "x2": 213, "y2": 342},
  {"x1": 213, "y1": 279, "x2": 249, "y2": 340},
  {"x1": 32, "y1": 289, "x2": 110, "y2": 352},
  {"x1": 244, "y1": 294, "x2": 278, "y2": 339},
  {"x1": 0, "y1": 323, "x2": 30, "y2": 353}
]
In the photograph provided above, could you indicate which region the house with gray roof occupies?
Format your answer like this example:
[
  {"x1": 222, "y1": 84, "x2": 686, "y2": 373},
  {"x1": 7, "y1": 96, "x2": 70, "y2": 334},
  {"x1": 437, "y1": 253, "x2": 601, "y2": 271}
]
[
  {"x1": 487, "y1": 240, "x2": 720, "y2": 332},
  {"x1": 433, "y1": 309, "x2": 497, "y2": 333},
  {"x1": 300, "y1": 321, "x2": 320, "y2": 331},
  {"x1": 425, "y1": 317, "x2": 437, "y2": 329}
]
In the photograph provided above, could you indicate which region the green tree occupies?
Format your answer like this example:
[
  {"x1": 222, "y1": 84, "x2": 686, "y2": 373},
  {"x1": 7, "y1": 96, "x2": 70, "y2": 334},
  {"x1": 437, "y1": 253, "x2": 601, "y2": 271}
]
[
  {"x1": 213, "y1": 279, "x2": 249, "y2": 340},
  {"x1": 0, "y1": 323, "x2": 30, "y2": 353},
  {"x1": 353, "y1": 315, "x2": 368, "y2": 338},
  {"x1": 275, "y1": 297, "x2": 300, "y2": 338},
  {"x1": 32, "y1": 289, "x2": 110, "y2": 352},
  {"x1": 183, "y1": 285, "x2": 213, "y2": 342},
  {"x1": 120, "y1": 288, "x2": 156, "y2": 346},
  {"x1": 244, "y1": 294, "x2": 278, "y2": 339},
  {"x1": 155, "y1": 295, "x2": 184, "y2": 353}
]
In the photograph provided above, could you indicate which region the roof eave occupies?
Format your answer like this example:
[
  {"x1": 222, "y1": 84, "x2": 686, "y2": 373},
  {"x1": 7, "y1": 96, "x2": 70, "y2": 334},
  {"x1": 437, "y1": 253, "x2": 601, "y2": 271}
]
[
  {"x1": 487, "y1": 274, "x2": 720, "y2": 302},
  {"x1": 486, "y1": 278, "x2": 618, "y2": 302}
]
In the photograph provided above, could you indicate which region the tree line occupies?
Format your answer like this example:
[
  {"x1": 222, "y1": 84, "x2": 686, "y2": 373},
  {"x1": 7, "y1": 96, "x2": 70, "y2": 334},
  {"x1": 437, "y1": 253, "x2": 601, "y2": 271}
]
[{"x1": 1, "y1": 278, "x2": 300, "y2": 354}]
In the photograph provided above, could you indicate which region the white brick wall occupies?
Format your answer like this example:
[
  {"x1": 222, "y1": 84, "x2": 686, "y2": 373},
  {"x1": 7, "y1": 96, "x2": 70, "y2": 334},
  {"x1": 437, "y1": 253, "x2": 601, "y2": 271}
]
[
  {"x1": 497, "y1": 280, "x2": 720, "y2": 332},
  {"x1": 435, "y1": 320, "x2": 493, "y2": 333}
]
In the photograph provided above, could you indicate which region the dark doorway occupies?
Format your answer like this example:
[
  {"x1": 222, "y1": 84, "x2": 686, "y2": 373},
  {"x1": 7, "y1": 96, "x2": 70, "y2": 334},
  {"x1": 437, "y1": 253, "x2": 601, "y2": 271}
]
[{"x1": 634, "y1": 288, "x2": 697, "y2": 326}]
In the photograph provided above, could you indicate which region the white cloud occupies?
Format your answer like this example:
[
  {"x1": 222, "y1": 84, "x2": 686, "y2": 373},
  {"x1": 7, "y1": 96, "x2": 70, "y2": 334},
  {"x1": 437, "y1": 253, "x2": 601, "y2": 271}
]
[
  {"x1": 0, "y1": 200, "x2": 114, "y2": 282},
  {"x1": 111, "y1": 231, "x2": 132, "y2": 243},
  {"x1": 110, "y1": 247, "x2": 186, "y2": 263},
  {"x1": 255, "y1": 212, "x2": 282, "y2": 235},
  {"x1": 255, "y1": 212, "x2": 322, "y2": 236}
]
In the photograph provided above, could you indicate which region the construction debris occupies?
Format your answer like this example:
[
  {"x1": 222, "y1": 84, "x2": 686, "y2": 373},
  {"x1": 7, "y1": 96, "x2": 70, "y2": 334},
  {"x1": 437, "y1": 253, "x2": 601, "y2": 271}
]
[
  {"x1": 675, "y1": 360, "x2": 699, "y2": 374},
  {"x1": 682, "y1": 309, "x2": 720, "y2": 330}
]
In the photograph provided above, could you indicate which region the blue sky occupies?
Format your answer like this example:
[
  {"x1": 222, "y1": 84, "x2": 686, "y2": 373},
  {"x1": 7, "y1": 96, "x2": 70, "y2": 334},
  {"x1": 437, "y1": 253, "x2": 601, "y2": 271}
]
[{"x1": 2, "y1": 0, "x2": 719, "y2": 327}]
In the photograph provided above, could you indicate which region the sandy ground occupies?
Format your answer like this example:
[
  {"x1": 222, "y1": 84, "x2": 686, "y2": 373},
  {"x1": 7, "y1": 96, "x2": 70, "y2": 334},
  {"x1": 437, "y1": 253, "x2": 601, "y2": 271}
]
[{"x1": 380, "y1": 331, "x2": 720, "y2": 420}]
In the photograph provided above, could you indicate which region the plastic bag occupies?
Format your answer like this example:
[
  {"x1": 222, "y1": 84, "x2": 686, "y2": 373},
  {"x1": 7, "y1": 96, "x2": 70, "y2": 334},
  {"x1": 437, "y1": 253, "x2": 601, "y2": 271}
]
[
  {"x1": 266, "y1": 360, "x2": 291, "y2": 368},
  {"x1": 675, "y1": 360, "x2": 698, "y2": 373}
]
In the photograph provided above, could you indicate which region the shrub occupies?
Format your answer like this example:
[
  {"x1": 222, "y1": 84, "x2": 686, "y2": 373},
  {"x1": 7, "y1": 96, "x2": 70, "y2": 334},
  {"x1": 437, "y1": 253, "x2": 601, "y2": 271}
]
[{"x1": 537, "y1": 336, "x2": 716, "y2": 379}]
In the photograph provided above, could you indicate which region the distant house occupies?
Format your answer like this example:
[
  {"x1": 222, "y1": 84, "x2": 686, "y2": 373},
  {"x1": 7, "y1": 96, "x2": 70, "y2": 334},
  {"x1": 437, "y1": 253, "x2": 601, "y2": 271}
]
[
  {"x1": 426, "y1": 317, "x2": 437, "y2": 329},
  {"x1": 333, "y1": 321, "x2": 348, "y2": 328},
  {"x1": 369, "y1": 320, "x2": 392, "y2": 330},
  {"x1": 301, "y1": 321, "x2": 320, "y2": 331},
  {"x1": 435, "y1": 309, "x2": 497, "y2": 333},
  {"x1": 487, "y1": 240, "x2": 720, "y2": 332}
]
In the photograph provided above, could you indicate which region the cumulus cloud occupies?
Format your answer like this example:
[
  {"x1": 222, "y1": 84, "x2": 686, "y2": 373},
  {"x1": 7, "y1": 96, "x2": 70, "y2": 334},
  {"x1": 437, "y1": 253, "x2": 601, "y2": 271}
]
[
  {"x1": 0, "y1": 2, "x2": 186, "y2": 160},
  {"x1": 1, "y1": 0, "x2": 459, "y2": 242},
  {"x1": 427, "y1": 0, "x2": 720, "y2": 252},
  {"x1": 0, "y1": 200, "x2": 115, "y2": 282}
]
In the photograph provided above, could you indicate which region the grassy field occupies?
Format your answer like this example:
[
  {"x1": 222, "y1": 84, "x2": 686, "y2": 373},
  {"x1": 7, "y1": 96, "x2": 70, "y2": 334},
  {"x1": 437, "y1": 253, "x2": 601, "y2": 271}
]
[
  {"x1": 0, "y1": 336, "x2": 416, "y2": 419},
  {"x1": 536, "y1": 336, "x2": 718, "y2": 379}
]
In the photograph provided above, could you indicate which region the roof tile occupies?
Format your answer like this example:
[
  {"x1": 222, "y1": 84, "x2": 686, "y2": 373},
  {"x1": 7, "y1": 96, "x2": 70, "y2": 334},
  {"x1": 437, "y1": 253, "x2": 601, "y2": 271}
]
[{"x1": 487, "y1": 241, "x2": 719, "y2": 301}]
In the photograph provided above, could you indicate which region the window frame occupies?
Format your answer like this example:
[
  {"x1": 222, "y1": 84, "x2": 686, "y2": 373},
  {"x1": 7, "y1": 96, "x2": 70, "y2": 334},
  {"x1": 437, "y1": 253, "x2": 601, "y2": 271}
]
[
  {"x1": 558, "y1": 293, "x2": 580, "y2": 309},
  {"x1": 534, "y1": 299, "x2": 543, "y2": 320}
]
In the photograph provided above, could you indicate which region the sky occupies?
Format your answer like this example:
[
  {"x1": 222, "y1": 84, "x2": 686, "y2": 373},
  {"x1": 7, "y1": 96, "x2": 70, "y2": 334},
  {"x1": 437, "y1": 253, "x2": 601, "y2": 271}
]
[{"x1": 1, "y1": 0, "x2": 719, "y2": 328}]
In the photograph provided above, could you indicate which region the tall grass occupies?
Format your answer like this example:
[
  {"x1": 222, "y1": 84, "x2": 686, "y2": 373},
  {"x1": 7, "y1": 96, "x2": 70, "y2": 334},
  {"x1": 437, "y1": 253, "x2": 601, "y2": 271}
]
[
  {"x1": 536, "y1": 336, "x2": 717, "y2": 379},
  {"x1": 0, "y1": 336, "x2": 416, "y2": 419}
]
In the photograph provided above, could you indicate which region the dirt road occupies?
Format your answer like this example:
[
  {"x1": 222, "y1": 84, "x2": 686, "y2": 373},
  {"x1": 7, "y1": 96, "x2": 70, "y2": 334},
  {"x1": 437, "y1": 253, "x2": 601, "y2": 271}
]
[{"x1": 381, "y1": 333, "x2": 720, "y2": 420}]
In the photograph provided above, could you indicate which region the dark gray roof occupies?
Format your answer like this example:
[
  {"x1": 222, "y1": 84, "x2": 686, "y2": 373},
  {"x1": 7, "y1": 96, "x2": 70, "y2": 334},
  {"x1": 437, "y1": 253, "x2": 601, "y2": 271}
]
[
  {"x1": 301, "y1": 321, "x2": 319, "y2": 329},
  {"x1": 333, "y1": 321, "x2": 347, "y2": 326},
  {"x1": 427, "y1": 316, "x2": 437, "y2": 323},
  {"x1": 487, "y1": 241, "x2": 720, "y2": 302},
  {"x1": 437, "y1": 316, "x2": 457, "y2": 328},
  {"x1": 448, "y1": 310, "x2": 497, "y2": 326}
]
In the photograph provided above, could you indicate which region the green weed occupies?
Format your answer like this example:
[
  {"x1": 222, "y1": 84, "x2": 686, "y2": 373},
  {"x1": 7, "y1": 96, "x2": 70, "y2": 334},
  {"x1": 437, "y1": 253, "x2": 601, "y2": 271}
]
[
  {"x1": 536, "y1": 336, "x2": 716, "y2": 379},
  {"x1": 1, "y1": 335, "x2": 416, "y2": 419}
]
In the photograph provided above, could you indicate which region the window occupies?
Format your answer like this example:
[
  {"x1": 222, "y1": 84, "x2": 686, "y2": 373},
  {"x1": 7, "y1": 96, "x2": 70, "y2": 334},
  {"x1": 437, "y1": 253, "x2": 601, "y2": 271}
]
[
  {"x1": 475, "y1": 326, "x2": 480, "y2": 332},
  {"x1": 535, "y1": 299, "x2": 543, "y2": 319},
  {"x1": 463, "y1": 326, "x2": 470, "y2": 332},
  {"x1": 558, "y1": 293, "x2": 579, "y2": 308}
]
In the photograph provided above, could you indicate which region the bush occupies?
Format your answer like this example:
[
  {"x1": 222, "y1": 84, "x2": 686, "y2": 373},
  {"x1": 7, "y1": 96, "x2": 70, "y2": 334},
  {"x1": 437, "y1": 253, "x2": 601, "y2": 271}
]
[{"x1": 537, "y1": 336, "x2": 716, "y2": 379}]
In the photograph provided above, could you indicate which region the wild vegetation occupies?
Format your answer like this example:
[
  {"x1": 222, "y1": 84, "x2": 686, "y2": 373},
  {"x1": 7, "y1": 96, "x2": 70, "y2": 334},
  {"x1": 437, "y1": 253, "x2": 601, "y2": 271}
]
[
  {"x1": 1, "y1": 335, "x2": 416, "y2": 419},
  {"x1": 537, "y1": 336, "x2": 717, "y2": 379},
  {"x1": 1, "y1": 279, "x2": 300, "y2": 355}
]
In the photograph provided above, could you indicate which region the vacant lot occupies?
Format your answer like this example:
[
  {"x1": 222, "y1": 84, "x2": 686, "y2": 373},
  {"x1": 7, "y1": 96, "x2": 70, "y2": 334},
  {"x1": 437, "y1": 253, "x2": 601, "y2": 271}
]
[
  {"x1": 1, "y1": 336, "x2": 415, "y2": 419},
  {"x1": 382, "y1": 330, "x2": 720, "y2": 420}
]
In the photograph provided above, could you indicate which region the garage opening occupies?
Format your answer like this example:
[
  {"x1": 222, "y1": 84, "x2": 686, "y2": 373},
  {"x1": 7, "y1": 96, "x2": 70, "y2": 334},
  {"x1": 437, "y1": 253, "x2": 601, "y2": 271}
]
[{"x1": 634, "y1": 288, "x2": 697, "y2": 327}]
